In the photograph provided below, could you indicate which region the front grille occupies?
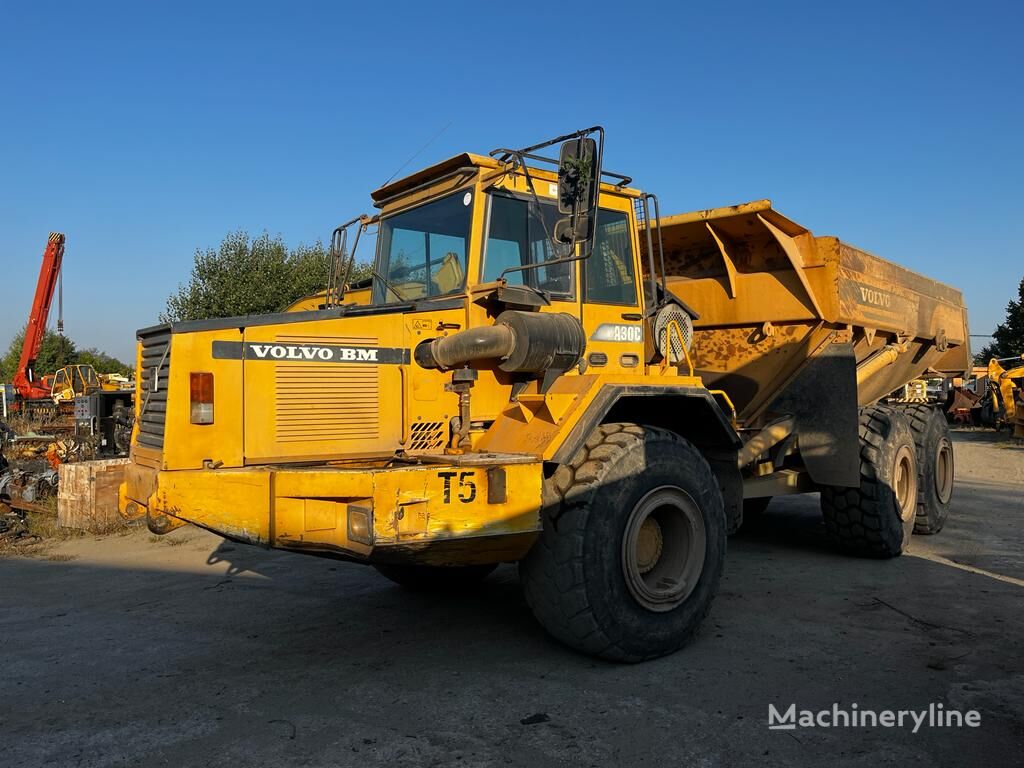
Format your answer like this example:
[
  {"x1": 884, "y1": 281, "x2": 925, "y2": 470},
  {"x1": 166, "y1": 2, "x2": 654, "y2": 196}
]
[
  {"x1": 137, "y1": 327, "x2": 172, "y2": 449},
  {"x1": 273, "y1": 334, "x2": 380, "y2": 444}
]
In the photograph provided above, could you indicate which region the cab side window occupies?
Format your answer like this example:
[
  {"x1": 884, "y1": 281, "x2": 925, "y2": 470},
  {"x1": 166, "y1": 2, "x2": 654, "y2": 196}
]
[
  {"x1": 484, "y1": 194, "x2": 574, "y2": 297},
  {"x1": 584, "y1": 210, "x2": 637, "y2": 305}
]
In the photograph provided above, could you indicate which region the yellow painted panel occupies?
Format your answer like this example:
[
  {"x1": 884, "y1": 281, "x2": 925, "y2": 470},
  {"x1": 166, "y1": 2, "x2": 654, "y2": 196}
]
[
  {"x1": 304, "y1": 499, "x2": 338, "y2": 531},
  {"x1": 151, "y1": 468, "x2": 271, "y2": 544},
  {"x1": 477, "y1": 373, "x2": 705, "y2": 461},
  {"x1": 161, "y1": 329, "x2": 245, "y2": 471},
  {"x1": 241, "y1": 313, "x2": 407, "y2": 462},
  {"x1": 583, "y1": 302, "x2": 645, "y2": 374},
  {"x1": 273, "y1": 469, "x2": 375, "y2": 499},
  {"x1": 369, "y1": 463, "x2": 543, "y2": 545}
]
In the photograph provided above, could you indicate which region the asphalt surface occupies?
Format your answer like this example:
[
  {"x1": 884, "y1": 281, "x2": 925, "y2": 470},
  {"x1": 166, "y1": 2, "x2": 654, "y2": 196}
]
[{"x1": 2, "y1": 429, "x2": 1022, "y2": 767}]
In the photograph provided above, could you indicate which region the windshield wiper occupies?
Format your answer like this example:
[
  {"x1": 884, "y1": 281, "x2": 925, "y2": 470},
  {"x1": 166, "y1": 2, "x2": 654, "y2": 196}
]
[{"x1": 372, "y1": 268, "x2": 405, "y2": 303}]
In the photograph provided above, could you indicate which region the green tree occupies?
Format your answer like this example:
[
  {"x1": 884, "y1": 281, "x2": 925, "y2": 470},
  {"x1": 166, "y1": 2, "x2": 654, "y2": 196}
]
[
  {"x1": 976, "y1": 276, "x2": 1024, "y2": 364},
  {"x1": 76, "y1": 347, "x2": 133, "y2": 376},
  {"x1": 161, "y1": 231, "x2": 371, "y2": 323},
  {"x1": 1, "y1": 327, "x2": 130, "y2": 381},
  {"x1": 39, "y1": 332, "x2": 77, "y2": 372},
  {"x1": 162, "y1": 231, "x2": 296, "y2": 322},
  {"x1": 0, "y1": 327, "x2": 76, "y2": 380}
]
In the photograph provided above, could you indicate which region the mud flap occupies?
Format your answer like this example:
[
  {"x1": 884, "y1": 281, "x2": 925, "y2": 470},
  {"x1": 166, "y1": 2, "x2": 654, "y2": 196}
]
[{"x1": 768, "y1": 342, "x2": 859, "y2": 487}]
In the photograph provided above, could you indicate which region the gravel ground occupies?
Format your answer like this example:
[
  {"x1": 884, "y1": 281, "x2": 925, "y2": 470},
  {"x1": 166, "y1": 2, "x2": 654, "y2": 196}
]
[{"x1": 2, "y1": 429, "x2": 1022, "y2": 767}]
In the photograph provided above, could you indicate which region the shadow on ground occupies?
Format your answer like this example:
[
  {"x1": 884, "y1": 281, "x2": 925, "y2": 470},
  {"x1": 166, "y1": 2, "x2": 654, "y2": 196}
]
[{"x1": 2, "y1": 429, "x2": 1022, "y2": 767}]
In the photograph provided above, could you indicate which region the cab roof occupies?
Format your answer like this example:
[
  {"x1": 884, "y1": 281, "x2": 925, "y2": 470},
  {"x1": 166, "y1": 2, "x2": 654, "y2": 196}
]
[
  {"x1": 370, "y1": 149, "x2": 644, "y2": 207},
  {"x1": 370, "y1": 153, "x2": 500, "y2": 205}
]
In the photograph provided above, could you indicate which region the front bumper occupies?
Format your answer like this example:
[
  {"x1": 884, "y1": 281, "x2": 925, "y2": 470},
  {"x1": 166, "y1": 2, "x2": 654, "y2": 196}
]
[{"x1": 119, "y1": 457, "x2": 544, "y2": 566}]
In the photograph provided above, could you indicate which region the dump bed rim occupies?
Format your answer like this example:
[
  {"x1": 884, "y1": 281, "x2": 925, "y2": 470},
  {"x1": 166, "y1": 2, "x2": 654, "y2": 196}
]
[{"x1": 652, "y1": 199, "x2": 965, "y2": 302}]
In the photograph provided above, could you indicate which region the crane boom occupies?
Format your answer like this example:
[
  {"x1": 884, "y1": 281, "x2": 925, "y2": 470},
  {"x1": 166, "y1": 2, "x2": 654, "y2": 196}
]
[{"x1": 12, "y1": 233, "x2": 66, "y2": 399}]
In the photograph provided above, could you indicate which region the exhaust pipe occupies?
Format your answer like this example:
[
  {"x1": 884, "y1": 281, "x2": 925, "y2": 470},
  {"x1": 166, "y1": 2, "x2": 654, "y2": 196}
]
[{"x1": 415, "y1": 311, "x2": 586, "y2": 374}]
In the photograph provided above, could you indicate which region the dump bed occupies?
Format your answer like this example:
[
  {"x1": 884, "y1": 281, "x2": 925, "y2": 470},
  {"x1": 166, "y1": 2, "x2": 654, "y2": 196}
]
[{"x1": 651, "y1": 200, "x2": 970, "y2": 425}]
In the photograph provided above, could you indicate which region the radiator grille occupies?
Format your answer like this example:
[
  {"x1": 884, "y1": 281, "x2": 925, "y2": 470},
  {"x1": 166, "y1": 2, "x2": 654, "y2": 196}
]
[
  {"x1": 272, "y1": 335, "x2": 380, "y2": 444},
  {"x1": 137, "y1": 327, "x2": 172, "y2": 450},
  {"x1": 408, "y1": 421, "x2": 446, "y2": 451}
]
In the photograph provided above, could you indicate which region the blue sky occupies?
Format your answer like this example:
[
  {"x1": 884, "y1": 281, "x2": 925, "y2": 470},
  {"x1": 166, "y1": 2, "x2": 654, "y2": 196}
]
[{"x1": 1, "y1": 1, "x2": 1021, "y2": 362}]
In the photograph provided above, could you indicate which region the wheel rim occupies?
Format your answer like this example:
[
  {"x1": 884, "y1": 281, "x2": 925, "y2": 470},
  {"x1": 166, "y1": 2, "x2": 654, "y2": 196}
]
[
  {"x1": 934, "y1": 437, "x2": 954, "y2": 504},
  {"x1": 893, "y1": 444, "x2": 917, "y2": 523},
  {"x1": 621, "y1": 486, "x2": 706, "y2": 612}
]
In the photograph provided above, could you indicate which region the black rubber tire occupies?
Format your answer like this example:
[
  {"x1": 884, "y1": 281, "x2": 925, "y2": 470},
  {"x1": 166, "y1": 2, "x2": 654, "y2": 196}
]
[
  {"x1": 373, "y1": 563, "x2": 497, "y2": 591},
  {"x1": 820, "y1": 406, "x2": 918, "y2": 558},
  {"x1": 519, "y1": 423, "x2": 726, "y2": 662},
  {"x1": 892, "y1": 404, "x2": 954, "y2": 534}
]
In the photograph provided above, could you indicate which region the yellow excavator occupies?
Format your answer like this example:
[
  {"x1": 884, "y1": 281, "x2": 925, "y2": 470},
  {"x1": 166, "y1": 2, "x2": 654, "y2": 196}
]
[{"x1": 984, "y1": 356, "x2": 1024, "y2": 437}]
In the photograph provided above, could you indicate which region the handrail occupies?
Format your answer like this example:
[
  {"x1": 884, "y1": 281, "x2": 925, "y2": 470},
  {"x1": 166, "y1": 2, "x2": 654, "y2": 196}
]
[
  {"x1": 489, "y1": 148, "x2": 633, "y2": 187},
  {"x1": 710, "y1": 389, "x2": 738, "y2": 426},
  {"x1": 659, "y1": 319, "x2": 694, "y2": 377}
]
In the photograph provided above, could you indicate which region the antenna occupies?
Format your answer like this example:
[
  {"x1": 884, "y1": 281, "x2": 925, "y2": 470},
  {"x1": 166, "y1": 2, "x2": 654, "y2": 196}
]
[{"x1": 380, "y1": 120, "x2": 454, "y2": 187}]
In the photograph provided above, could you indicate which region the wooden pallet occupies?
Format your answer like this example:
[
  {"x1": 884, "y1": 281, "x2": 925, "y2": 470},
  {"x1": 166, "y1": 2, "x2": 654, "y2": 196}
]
[{"x1": 57, "y1": 458, "x2": 129, "y2": 531}]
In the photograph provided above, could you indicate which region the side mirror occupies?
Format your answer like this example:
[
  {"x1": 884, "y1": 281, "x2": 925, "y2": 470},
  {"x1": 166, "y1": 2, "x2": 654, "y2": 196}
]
[{"x1": 555, "y1": 137, "x2": 600, "y2": 254}]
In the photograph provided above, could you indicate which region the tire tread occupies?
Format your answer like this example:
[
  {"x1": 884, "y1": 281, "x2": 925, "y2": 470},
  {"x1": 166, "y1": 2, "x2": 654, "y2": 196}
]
[
  {"x1": 520, "y1": 423, "x2": 724, "y2": 662},
  {"x1": 821, "y1": 406, "x2": 915, "y2": 558}
]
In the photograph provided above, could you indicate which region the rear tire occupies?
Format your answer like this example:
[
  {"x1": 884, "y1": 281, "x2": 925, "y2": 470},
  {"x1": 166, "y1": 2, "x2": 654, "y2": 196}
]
[
  {"x1": 892, "y1": 404, "x2": 954, "y2": 534},
  {"x1": 519, "y1": 423, "x2": 726, "y2": 662},
  {"x1": 373, "y1": 563, "x2": 496, "y2": 591},
  {"x1": 821, "y1": 406, "x2": 918, "y2": 558}
]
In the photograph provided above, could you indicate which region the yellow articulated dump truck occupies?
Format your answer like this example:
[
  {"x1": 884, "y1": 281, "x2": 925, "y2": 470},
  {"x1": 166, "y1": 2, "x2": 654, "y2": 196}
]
[{"x1": 121, "y1": 128, "x2": 970, "y2": 661}]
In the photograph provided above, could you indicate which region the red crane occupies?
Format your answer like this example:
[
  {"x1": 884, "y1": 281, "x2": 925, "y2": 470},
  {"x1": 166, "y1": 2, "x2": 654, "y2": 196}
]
[{"x1": 12, "y1": 233, "x2": 66, "y2": 400}]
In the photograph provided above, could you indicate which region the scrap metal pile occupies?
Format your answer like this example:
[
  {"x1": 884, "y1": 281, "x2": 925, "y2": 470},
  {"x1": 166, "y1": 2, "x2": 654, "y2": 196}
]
[{"x1": 0, "y1": 421, "x2": 64, "y2": 546}]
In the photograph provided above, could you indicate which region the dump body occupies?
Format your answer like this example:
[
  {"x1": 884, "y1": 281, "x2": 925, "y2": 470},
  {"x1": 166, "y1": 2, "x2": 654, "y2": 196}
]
[{"x1": 651, "y1": 200, "x2": 970, "y2": 427}]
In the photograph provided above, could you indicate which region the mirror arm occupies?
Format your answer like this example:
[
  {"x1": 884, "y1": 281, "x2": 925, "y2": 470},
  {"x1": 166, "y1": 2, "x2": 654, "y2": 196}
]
[
  {"x1": 495, "y1": 127, "x2": 607, "y2": 288},
  {"x1": 342, "y1": 219, "x2": 366, "y2": 300},
  {"x1": 327, "y1": 214, "x2": 372, "y2": 307},
  {"x1": 517, "y1": 125, "x2": 603, "y2": 155},
  {"x1": 497, "y1": 249, "x2": 592, "y2": 280},
  {"x1": 328, "y1": 226, "x2": 347, "y2": 308},
  {"x1": 588, "y1": 127, "x2": 605, "y2": 259},
  {"x1": 503, "y1": 147, "x2": 566, "y2": 262}
]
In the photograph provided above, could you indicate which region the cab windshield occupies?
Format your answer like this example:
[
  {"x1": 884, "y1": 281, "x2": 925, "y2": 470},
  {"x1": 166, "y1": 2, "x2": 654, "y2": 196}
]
[{"x1": 372, "y1": 191, "x2": 473, "y2": 304}]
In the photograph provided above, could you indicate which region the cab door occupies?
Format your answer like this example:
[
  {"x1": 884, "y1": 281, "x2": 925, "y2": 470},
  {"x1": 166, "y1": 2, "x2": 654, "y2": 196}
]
[
  {"x1": 50, "y1": 368, "x2": 70, "y2": 401},
  {"x1": 581, "y1": 208, "x2": 646, "y2": 374}
]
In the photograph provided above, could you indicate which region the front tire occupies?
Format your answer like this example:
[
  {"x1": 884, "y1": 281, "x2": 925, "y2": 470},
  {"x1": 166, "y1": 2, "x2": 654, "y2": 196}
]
[
  {"x1": 821, "y1": 406, "x2": 918, "y2": 558},
  {"x1": 519, "y1": 423, "x2": 726, "y2": 662}
]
